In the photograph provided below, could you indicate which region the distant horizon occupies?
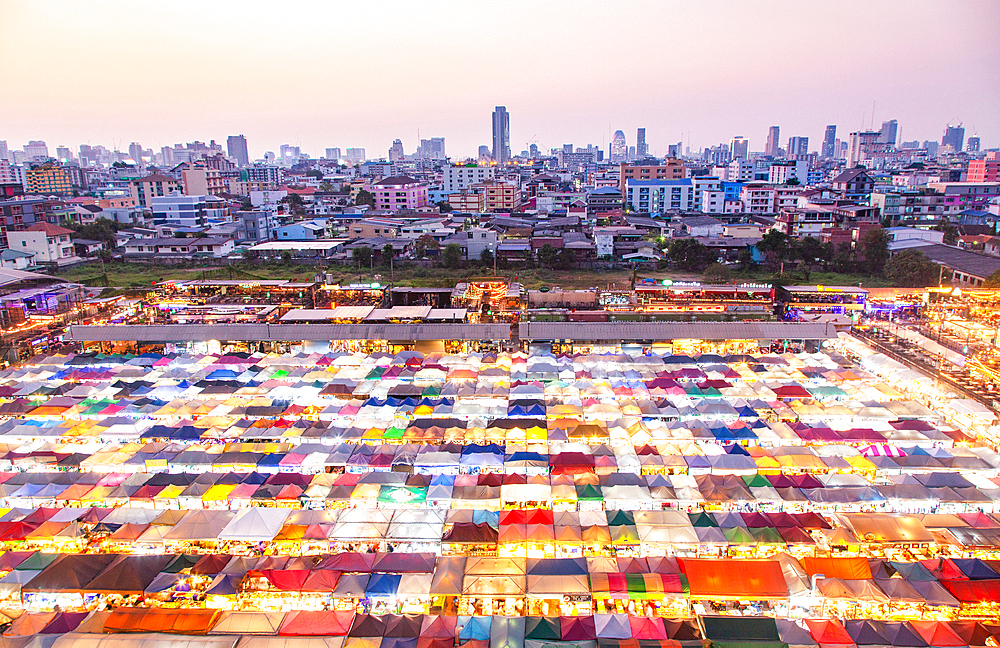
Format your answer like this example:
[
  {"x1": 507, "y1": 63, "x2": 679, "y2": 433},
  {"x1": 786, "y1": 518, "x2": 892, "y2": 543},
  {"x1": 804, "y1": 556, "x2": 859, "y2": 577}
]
[{"x1": 1, "y1": 0, "x2": 997, "y2": 158}]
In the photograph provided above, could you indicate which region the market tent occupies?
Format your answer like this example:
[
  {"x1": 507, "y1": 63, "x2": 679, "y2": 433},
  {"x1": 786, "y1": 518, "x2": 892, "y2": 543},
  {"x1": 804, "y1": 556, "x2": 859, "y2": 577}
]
[
  {"x1": 278, "y1": 610, "x2": 355, "y2": 636},
  {"x1": 23, "y1": 553, "x2": 118, "y2": 593},
  {"x1": 491, "y1": 616, "x2": 525, "y2": 648},
  {"x1": 103, "y1": 607, "x2": 224, "y2": 634},
  {"x1": 702, "y1": 615, "x2": 785, "y2": 648},
  {"x1": 83, "y1": 554, "x2": 174, "y2": 594},
  {"x1": 217, "y1": 508, "x2": 290, "y2": 542},
  {"x1": 593, "y1": 614, "x2": 632, "y2": 640},
  {"x1": 678, "y1": 559, "x2": 788, "y2": 598},
  {"x1": 209, "y1": 612, "x2": 287, "y2": 635},
  {"x1": 163, "y1": 510, "x2": 236, "y2": 542}
]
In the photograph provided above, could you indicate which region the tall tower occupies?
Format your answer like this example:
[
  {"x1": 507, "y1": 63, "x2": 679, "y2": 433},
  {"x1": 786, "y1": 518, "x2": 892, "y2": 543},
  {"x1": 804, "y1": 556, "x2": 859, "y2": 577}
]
[
  {"x1": 128, "y1": 142, "x2": 144, "y2": 165},
  {"x1": 492, "y1": 106, "x2": 510, "y2": 165},
  {"x1": 822, "y1": 125, "x2": 837, "y2": 158},
  {"x1": 636, "y1": 128, "x2": 647, "y2": 157},
  {"x1": 730, "y1": 136, "x2": 749, "y2": 160},
  {"x1": 878, "y1": 120, "x2": 898, "y2": 147},
  {"x1": 765, "y1": 126, "x2": 780, "y2": 157},
  {"x1": 610, "y1": 130, "x2": 627, "y2": 163},
  {"x1": 942, "y1": 124, "x2": 965, "y2": 152},
  {"x1": 227, "y1": 135, "x2": 250, "y2": 167}
]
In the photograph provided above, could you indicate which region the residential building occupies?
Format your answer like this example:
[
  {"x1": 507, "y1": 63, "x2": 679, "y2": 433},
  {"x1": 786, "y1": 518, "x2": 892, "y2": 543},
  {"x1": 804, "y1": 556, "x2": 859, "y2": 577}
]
[
  {"x1": 492, "y1": 106, "x2": 510, "y2": 165},
  {"x1": 848, "y1": 131, "x2": 883, "y2": 166},
  {"x1": 926, "y1": 182, "x2": 1000, "y2": 214},
  {"x1": 227, "y1": 135, "x2": 250, "y2": 167},
  {"x1": 831, "y1": 168, "x2": 874, "y2": 201},
  {"x1": 676, "y1": 215, "x2": 724, "y2": 237},
  {"x1": 586, "y1": 187, "x2": 623, "y2": 215},
  {"x1": 24, "y1": 164, "x2": 73, "y2": 195},
  {"x1": 182, "y1": 163, "x2": 227, "y2": 196},
  {"x1": 624, "y1": 179, "x2": 694, "y2": 213},
  {"x1": 447, "y1": 192, "x2": 484, "y2": 212},
  {"x1": 123, "y1": 237, "x2": 235, "y2": 259},
  {"x1": 774, "y1": 207, "x2": 835, "y2": 237},
  {"x1": 0, "y1": 197, "x2": 62, "y2": 248},
  {"x1": 442, "y1": 165, "x2": 497, "y2": 192},
  {"x1": 786, "y1": 136, "x2": 809, "y2": 157},
  {"x1": 471, "y1": 180, "x2": 520, "y2": 212},
  {"x1": 768, "y1": 161, "x2": 809, "y2": 185},
  {"x1": 0, "y1": 249, "x2": 34, "y2": 270},
  {"x1": 968, "y1": 153, "x2": 1000, "y2": 183},
  {"x1": 238, "y1": 211, "x2": 279, "y2": 243},
  {"x1": 739, "y1": 184, "x2": 801, "y2": 214},
  {"x1": 370, "y1": 176, "x2": 429, "y2": 212},
  {"x1": 130, "y1": 173, "x2": 180, "y2": 208},
  {"x1": 242, "y1": 164, "x2": 282, "y2": 187},
  {"x1": 23, "y1": 141, "x2": 48, "y2": 160},
  {"x1": 619, "y1": 160, "x2": 685, "y2": 194},
  {"x1": 6, "y1": 222, "x2": 77, "y2": 265},
  {"x1": 150, "y1": 193, "x2": 229, "y2": 228},
  {"x1": 727, "y1": 159, "x2": 755, "y2": 182},
  {"x1": 275, "y1": 220, "x2": 328, "y2": 241},
  {"x1": 347, "y1": 219, "x2": 401, "y2": 239},
  {"x1": 345, "y1": 148, "x2": 366, "y2": 164},
  {"x1": 418, "y1": 138, "x2": 446, "y2": 160},
  {"x1": 326, "y1": 148, "x2": 342, "y2": 161},
  {"x1": 870, "y1": 190, "x2": 946, "y2": 221},
  {"x1": 730, "y1": 136, "x2": 749, "y2": 160}
]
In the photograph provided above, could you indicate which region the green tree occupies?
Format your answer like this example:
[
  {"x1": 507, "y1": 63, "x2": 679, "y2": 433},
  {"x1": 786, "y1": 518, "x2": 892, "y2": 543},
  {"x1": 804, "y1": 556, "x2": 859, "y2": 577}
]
[
  {"x1": 414, "y1": 234, "x2": 441, "y2": 258},
  {"x1": 280, "y1": 193, "x2": 305, "y2": 215},
  {"x1": 831, "y1": 242, "x2": 855, "y2": 273},
  {"x1": 984, "y1": 270, "x2": 1000, "y2": 289},
  {"x1": 305, "y1": 170, "x2": 323, "y2": 179},
  {"x1": 479, "y1": 248, "x2": 494, "y2": 268},
  {"x1": 859, "y1": 228, "x2": 890, "y2": 274},
  {"x1": 797, "y1": 236, "x2": 824, "y2": 264},
  {"x1": 737, "y1": 247, "x2": 755, "y2": 270},
  {"x1": 786, "y1": 177, "x2": 801, "y2": 186},
  {"x1": 440, "y1": 243, "x2": 463, "y2": 269},
  {"x1": 281, "y1": 250, "x2": 292, "y2": 264},
  {"x1": 352, "y1": 246, "x2": 373, "y2": 270},
  {"x1": 354, "y1": 189, "x2": 375, "y2": 208},
  {"x1": 703, "y1": 262, "x2": 732, "y2": 284},
  {"x1": 537, "y1": 244, "x2": 558, "y2": 268},
  {"x1": 71, "y1": 217, "x2": 121, "y2": 247},
  {"x1": 556, "y1": 247, "x2": 575, "y2": 270},
  {"x1": 319, "y1": 181, "x2": 334, "y2": 192},
  {"x1": 756, "y1": 229, "x2": 790, "y2": 256},
  {"x1": 380, "y1": 243, "x2": 395, "y2": 267},
  {"x1": 667, "y1": 238, "x2": 717, "y2": 271},
  {"x1": 435, "y1": 201, "x2": 453, "y2": 213},
  {"x1": 884, "y1": 249, "x2": 939, "y2": 287}
]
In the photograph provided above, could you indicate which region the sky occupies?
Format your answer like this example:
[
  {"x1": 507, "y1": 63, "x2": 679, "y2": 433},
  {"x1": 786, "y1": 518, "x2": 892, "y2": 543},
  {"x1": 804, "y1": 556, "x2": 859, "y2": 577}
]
[{"x1": 1, "y1": 0, "x2": 998, "y2": 160}]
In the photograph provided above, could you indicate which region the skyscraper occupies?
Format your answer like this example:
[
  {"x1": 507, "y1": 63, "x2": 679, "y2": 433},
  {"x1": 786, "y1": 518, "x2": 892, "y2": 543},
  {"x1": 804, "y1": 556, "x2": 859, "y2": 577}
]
[
  {"x1": 389, "y1": 139, "x2": 405, "y2": 162},
  {"x1": 942, "y1": 124, "x2": 965, "y2": 152},
  {"x1": 24, "y1": 140, "x2": 49, "y2": 159},
  {"x1": 0, "y1": 141, "x2": 8, "y2": 163},
  {"x1": 765, "y1": 126, "x2": 780, "y2": 157},
  {"x1": 787, "y1": 137, "x2": 809, "y2": 157},
  {"x1": 128, "y1": 142, "x2": 144, "y2": 165},
  {"x1": 491, "y1": 106, "x2": 510, "y2": 165},
  {"x1": 849, "y1": 131, "x2": 881, "y2": 166},
  {"x1": 636, "y1": 128, "x2": 647, "y2": 157},
  {"x1": 730, "y1": 136, "x2": 749, "y2": 160},
  {"x1": 878, "y1": 120, "x2": 898, "y2": 146},
  {"x1": 325, "y1": 148, "x2": 342, "y2": 161},
  {"x1": 967, "y1": 136, "x2": 981, "y2": 153},
  {"x1": 227, "y1": 135, "x2": 250, "y2": 167},
  {"x1": 419, "y1": 138, "x2": 446, "y2": 160},
  {"x1": 610, "y1": 130, "x2": 627, "y2": 163},
  {"x1": 822, "y1": 126, "x2": 837, "y2": 158}
]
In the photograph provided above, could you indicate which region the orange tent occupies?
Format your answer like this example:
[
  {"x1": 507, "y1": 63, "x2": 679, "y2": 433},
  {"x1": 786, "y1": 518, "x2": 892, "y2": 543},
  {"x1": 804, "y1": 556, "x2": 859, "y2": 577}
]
[
  {"x1": 678, "y1": 558, "x2": 788, "y2": 599},
  {"x1": 908, "y1": 621, "x2": 967, "y2": 647},
  {"x1": 799, "y1": 556, "x2": 872, "y2": 580},
  {"x1": 279, "y1": 610, "x2": 355, "y2": 636},
  {"x1": 804, "y1": 619, "x2": 854, "y2": 645},
  {"x1": 104, "y1": 608, "x2": 223, "y2": 635}
]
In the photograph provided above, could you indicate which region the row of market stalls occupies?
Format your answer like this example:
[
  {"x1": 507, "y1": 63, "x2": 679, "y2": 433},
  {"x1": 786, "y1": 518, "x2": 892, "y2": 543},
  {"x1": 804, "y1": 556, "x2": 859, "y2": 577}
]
[
  {"x1": 3, "y1": 610, "x2": 997, "y2": 648},
  {"x1": 3, "y1": 549, "x2": 1000, "y2": 619}
]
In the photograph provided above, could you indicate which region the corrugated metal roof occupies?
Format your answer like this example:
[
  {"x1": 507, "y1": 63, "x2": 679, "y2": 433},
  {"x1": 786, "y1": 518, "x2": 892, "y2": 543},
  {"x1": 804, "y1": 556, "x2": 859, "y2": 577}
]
[
  {"x1": 67, "y1": 323, "x2": 510, "y2": 342},
  {"x1": 518, "y1": 321, "x2": 836, "y2": 341}
]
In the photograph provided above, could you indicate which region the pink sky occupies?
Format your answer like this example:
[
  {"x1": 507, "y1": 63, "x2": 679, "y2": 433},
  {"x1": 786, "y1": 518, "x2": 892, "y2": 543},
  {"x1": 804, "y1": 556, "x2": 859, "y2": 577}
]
[{"x1": 0, "y1": 0, "x2": 997, "y2": 159}]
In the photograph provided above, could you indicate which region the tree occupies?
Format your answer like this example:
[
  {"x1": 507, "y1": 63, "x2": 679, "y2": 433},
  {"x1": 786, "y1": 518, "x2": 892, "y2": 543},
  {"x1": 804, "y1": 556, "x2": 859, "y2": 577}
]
[
  {"x1": 859, "y1": 228, "x2": 890, "y2": 274},
  {"x1": 352, "y1": 246, "x2": 373, "y2": 270},
  {"x1": 796, "y1": 236, "x2": 824, "y2": 264},
  {"x1": 414, "y1": 234, "x2": 441, "y2": 258},
  {"x1": 703, "y1": 263, "x2": 732, "y2": 284},
  {"x1": 786, "y1": 177, "x2": 801, "y2": 186},
  {"x1": 305, "y1": 170, "x2": 323, "y2": 179},
  {"x1": 831, "y1": 242, "x2": 855, "y2": 273},
  {"x1": 556, "y1": 247, "x2": 575, "y2": 270},
  {"x1": 71, "y1": 217, "x2": 121, "y2": 247},
  {"x1": 319, "y1": 181, "x2": 334, "y2": 192},
  {"x1": 479, "y1": 248, "x2": 494, "y2": 269},
  {"x1": 737, "y1": 247, "x2": 755, "y2": 270},
  {"x1": 380, "y1": 243, "x2": 395, "y2": 267},
  {"x1": 667, "y1": 238, "x2": 717, "y2": 271},
  {"x1": 932, "y1": 223, "x2": 959, "y2": 246},
  {"x1": 281, "y1": 250, "x2": 292, "y2": 264},
  {"x1": 440, "y1": 243, "x2": 463, "y2": 269},
  {"x1": 354, "y1": 189, "x2": 375, "y2": 208},
  {"x1": 885, "y1": 249, "x2": 939, "y2": 287},
  {"x1": 435, "y1": 201, "x2": 453, "y2": 213},
  {"x1": 280, "y1": 193, "x2": 305, "y2": 216},
  {"x1": 985, "y1": 270, "x2": 1000, "y2": 289},
  {"x1": 756, "y1": 229, "x2": 790, "y2": 256},
  {"x1": 537, "y1": 244, "x2": 558, "y2": 268}
]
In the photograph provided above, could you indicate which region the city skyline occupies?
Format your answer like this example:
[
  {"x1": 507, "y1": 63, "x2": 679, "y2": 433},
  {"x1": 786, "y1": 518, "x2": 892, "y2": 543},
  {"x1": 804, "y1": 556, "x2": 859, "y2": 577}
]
[{"x1": 1, "y1": 0, "x2": 997, "y2": 158}]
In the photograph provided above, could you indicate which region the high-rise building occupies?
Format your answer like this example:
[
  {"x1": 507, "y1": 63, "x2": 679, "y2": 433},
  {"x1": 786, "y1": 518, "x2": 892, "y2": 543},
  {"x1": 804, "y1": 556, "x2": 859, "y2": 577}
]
[
  {"x1": 128, "y1": 142, "x2": 144, "y2": 165},
  {"x1": 325, "y1": 148, "x2": 342, "y2": 161},
  {"x1": 942, "y1": 124, "x2": 965, "y2": 152},
  {"x1": 491, "y1": 106, "x2": 510, "y2": 165},
  {"x1": 528, "y1": 143, "x2": 539, "y2": 159},
  {"x1": 848, "y1": 131, "x2": 881, "y2": 166},
  {"x1": 418, "y1": 138, "x2": 446, "y2": 160},
  {"x1": 227, "y1": 135, "x2": 250, "y2": 167},
  {"x1": 765, "y1": 126, "x2": 780, "y2": 157},
  {"x1": 967, "y1": 136, "x2": 981, "y2": 153},
  {"x1": 389, "y1": 139, "x2": 405, "y2": 162},
  {"x1": 636, "y1": 128, "x2": 647, "y2": 157},
  {"x1": 822, "y1": 126, "x2": 837, "y2": 158},
  {"x1": 0, "y1": 141, "x2": 8, "y2": 162},
  {"x1": 24, "y1": 140, "x2": 49, "y2": 159},
  {"x1": 923, "y1": 141, "x2": 939, "y2": 157},
  {"x1": 279, "y1": 144, "x2": 301, "y2": 165},
  {"x1": 730, "y1": 136, "x2": 749, "y2": 160},
  {"x1": 787, "y1": 136, "x2": 809, "y2": 157},
  {"x1": 610, "y1": 131, "x2": 627, "y2": 164},
  {"x1": 878, "y1": 120, "x2": 898, "y2": 146},
  {"x1": 55, "y1": 146, "x2": 73, "y2": 162},
  {"x1": 345, "y1": 148, "x2": 366, "y2": 164}
]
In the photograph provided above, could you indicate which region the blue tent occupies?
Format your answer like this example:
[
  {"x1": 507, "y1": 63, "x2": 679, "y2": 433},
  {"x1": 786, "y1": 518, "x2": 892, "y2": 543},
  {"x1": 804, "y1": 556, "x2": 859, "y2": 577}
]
[
  {"x1": 458, "y1": 616, "x2": 492, "y2": 641},
  {"x1": 365, "y1": 572, "x2": 401, "y2": 597}
]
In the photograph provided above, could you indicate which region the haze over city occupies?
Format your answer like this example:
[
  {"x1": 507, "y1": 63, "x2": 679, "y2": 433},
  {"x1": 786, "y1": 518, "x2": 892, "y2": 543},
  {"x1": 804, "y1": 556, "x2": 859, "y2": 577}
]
[{"x1": 1, "y1": 0, "x2": 998, "y2": 158}]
